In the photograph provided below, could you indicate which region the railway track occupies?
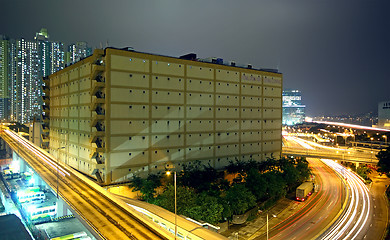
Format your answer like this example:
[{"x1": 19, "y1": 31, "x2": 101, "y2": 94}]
[{"x1": 1, "y1": 130, "x2": 167, "y2": 240}]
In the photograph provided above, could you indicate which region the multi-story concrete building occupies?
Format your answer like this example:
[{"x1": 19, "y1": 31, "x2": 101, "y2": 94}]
[
  {"x1": 282, "y1": 89, "x2": 305, "y2": 125},
  {"x1": 378, "y1": 101, "x2": 390, "y2": 129},
  {"x1": 44, "y1": 48, "x2": 283, "y2": 184}
]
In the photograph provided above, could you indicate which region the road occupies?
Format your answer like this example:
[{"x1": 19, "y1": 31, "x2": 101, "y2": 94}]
[
  {"x1": 319, "y1": 159, "x2": 372, "y2": 239},
  {"x1": 282, "y1": 135, "x2": 386, "y2": 240},
  {"x1": 1, "y1": 129, "x2": 168, "y2": 240},
  {"x1": 363, "y1": 171, "x2": 390, "y2": 240},
  {"x1": 251, "y1": 158, "x2": 345, "y2": 240}
]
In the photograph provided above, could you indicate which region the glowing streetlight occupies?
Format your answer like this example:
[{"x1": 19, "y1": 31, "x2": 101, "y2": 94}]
[
  {"x1": 166, "y1": 170, "x2": 177, "y2": 239},
  {"x1": 383, "y1": 135, "x2": 387, "y2": 145}
]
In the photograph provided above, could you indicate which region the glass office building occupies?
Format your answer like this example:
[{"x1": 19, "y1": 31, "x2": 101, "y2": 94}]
[{"x1": 283, "y1": 90, "x2": 305, "y2": 125}]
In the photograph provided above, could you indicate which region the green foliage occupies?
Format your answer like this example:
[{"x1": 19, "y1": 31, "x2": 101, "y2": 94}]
[
  {"x1": 296, "y1": 157, "x2": 311, "y2": 182},
  {"x1": 184, "y1": 193, "x2": 224, "y2": 224},
  {"x1": 224, "y1": 184, "x2": 256, "y2": 215},
  {"x1": 377, "y1": 147, "x2": 390, "y2": 176},
  {"x1": 263, "y1": 171, "x2": 287, "y2": 200},
  {"x1": 245, "y1": 168, "x2": 267, "y2": 201},
  {"x1": 356, "y1": 165, "x2": 372, "y2": 181},
  {"x1": 180, "y1": 161, "x2": 222, "y2": 192},
  {"x1": 155, "y1": 185, "x2": 197, "y2": 214},
  {"x1": 129, "y1": 174, "x2": 162, "y2": 202},
  {"x1": 153, "y1": 156, "x2": 309, "y2": 224}
]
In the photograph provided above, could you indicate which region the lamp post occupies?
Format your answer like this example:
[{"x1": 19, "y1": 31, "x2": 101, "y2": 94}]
[
  {"x1": 383, "y1": 135, "x2": 387, "y2": 145},
  {"x1": 370, "y1": 137, "x2": 374, "y2": 162},
  {"x1": 267, "y1": 213, "x2": 277, "y2": 240},
  {"x1": 167, "y1": 170, "x2": 177, "y2": 239},
  {"x1": 56, "y1": 146, "x2": 65, "y2": 199}
]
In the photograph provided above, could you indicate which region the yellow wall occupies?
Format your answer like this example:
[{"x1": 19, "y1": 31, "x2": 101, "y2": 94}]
[{"x1": 48, "y1": 48, "x2": 282, "y2": 183}]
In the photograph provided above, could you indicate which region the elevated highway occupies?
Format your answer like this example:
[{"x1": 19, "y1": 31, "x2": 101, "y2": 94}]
[
  {"x1": 1, "y1": 129, "x2": 169, "y2": 240},
  {"x1": 283, "y1": 135, "x2": 379, "y2": 165}
]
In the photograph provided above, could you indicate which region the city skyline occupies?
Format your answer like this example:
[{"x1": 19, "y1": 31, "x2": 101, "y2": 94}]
[
  {"x1": 1, "y1": 0, "x2": 389, "y2": 117},
  {"x1": 0, "y1": 28, "x2": 92, "y2": 123}
]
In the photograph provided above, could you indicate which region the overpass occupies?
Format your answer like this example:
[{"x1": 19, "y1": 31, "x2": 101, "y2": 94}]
[
  {"x1": 283, "y1": 135, "x2": 380, "y2": 165},
  {"x1": 1, "y1": 129, "x2": 170, "y2": 240}
]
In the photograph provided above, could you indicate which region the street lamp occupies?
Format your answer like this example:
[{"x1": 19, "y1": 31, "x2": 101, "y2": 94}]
[
  {"x1": 56, "y1": 146, "x2": 65, "y2": 199},
  {"x1": 166, "y1": 170, "x2": 177, "y2": 239},
  {"x1": 383, "y1": 135, "x2": 387, "y2": 145},
  {"x1": 267, "y1": 213, "x2": 277, "y2": 240},
  {"x1": 370, "y1": 137, "x2": 374, "y2": 162}
]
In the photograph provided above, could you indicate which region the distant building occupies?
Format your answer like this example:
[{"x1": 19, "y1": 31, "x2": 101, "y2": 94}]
[
  {"x1": 66, "y1": 41, "x2": 92, "y2": 65},
  {"x1": 282, "y1": 90, "x2": 305, "y2": 125},
  {"x1": 43, "y1": 48, "x2": 283, "y2": 184},
  {"x1": 0, "y1": 35, "x2": 10, "y2": 120},
  {"x1": 378, "y1": 101, "x2": 390, "y2": 129},
  {"x1": 0, "y1": 28, "x2": 91, "y2": 123}
]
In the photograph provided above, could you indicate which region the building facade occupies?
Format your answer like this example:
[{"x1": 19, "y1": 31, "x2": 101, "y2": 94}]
[
  {"x1": 282, "y1": 89, "x2": 305, "y2": 125},
  {"x1": 378, "y1": 101, "x2": 390, "y2": 129},
  {"x1": 44, "y1": 48, "x2": 283, "y2": 184},
  {"x1": 66, "y1": 42, "x2": 92, "y2": 65},
  {"x1": 0, "y1": 29, "x2": 91, "y2": 123},
  {"x1": 0, "y1": 35, "x2": 9, "y2": 120}
]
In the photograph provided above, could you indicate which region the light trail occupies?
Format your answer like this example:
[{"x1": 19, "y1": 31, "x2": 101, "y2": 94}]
[
  {"x1": 312, "y1": 121, "x2": 390, "y2": 132},
  {"x1": 320, "y1": 159, "x2": 371, "y2": 240},
  {"x1": 5, "y1": 129, "x2": 70, "y2": 177},
  {"x1": 284, "y1": 136, "x2": 315, "y2": 150}
]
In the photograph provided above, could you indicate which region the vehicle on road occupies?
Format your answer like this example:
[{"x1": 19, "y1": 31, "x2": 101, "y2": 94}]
[{"x1": 296, "y1": 181, "x2": 313, "y2": 201}]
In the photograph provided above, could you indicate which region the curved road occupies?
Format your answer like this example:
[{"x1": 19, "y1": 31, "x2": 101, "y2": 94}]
[
  {"x1": 252, "y1": 158, "x2": 345, "y2": 240},
  {"x1": 320, "y1": 159, "x2": 372, "y2": 240}
]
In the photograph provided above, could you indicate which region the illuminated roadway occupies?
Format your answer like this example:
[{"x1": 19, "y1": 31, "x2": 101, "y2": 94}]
[
  {"x1": 252, "y1": 157, "x2": 345, "y2": 240},
  {"x1": 279, "y1": 136, "x2": 376, "y2": 240},
  {"x1": 1, "y1": 129, "x2": 169, "y2": 240},
  {"x1": 319, "y1": 159, "x2": 372, "y2": 240}
]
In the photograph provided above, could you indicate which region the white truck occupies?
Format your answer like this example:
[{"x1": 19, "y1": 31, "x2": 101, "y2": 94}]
[{"x1": 296, "y1": 182, "x2": 314, "y2": 201}]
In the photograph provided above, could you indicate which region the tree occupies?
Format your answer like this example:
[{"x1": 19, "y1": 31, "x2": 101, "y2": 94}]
[
  {"x1": 155, "y1": 185, "x2": 197, "y2": 214},
  {"x1": 129, "y1": 174, "x2": 162, "y2": 202},
  {"x1": 357, "y1": 165, "x2": 372, "y2": 181},
  {"x1": 377, "y1": 147, "x2": 390, "y2": 176},
  {"x1": 245, "y1": 168, "x2": 267, "y2": 201},
  {"x1": 263, "y1": 171, "x2": 287, "y2": 200},
  {"x1": 224, "y1": 184, "x2": 256, "y2": 215},
  {"x1": 185, "y1": 193, "x2": 224, "y2": 224},
  {"x1": 296, "y1": 157, "x2": 311, "y2": 182},
  {"x1": 180, "y1": 162, "x2": 222, "y2": 192}
]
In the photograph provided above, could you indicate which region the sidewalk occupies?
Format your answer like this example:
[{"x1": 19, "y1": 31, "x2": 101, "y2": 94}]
[{"x1": 221, "y1": 198, "x2": 306, "y2": 240}]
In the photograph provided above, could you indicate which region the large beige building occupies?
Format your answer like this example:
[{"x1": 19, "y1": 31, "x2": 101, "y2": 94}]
[{"x1": 42, "y1": 48, "x2": 283, "y2": 184}]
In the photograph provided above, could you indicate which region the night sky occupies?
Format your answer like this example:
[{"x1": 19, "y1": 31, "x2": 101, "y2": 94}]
[{"x1": 1, "y1": 0, "x2": 389, "y2": 117}]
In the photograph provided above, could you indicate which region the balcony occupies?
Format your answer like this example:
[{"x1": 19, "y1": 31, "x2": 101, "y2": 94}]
[
  {"x1": 91, "y1": 97, "x2": 105, "y2": 111},
  {"x1": 91, "y1": 115, "x2": 105, "y2": 128},
  {"x1": 90, "y1": 64, "x2": 105, "y2": 81},
  {"x1": 91, "y1": 81, "x2": 105, "y2": 96}
]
